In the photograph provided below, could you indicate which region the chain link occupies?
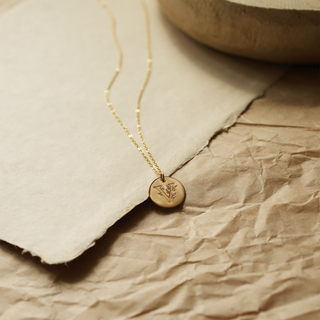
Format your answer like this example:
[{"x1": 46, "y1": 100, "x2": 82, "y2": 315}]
[{"x1": 96, "y1": 0, "x2": 163, "y2": 178}]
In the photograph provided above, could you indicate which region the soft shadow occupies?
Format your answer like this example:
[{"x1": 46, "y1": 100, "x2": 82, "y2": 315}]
[
  {"x1": 265, "y1": 65, "x2": 320, "y2": 107},
  {"x1": 0, "y1": 199, "x2": 153, "y2": 283},
  {"x1": 152, "y1": 200, "x2": 186, "y2": 215},
  {"x1": 0, "y1": 193, "x2": 188, "y2": 283}
]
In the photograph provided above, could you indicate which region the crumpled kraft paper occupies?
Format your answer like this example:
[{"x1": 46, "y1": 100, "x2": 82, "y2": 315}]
[
  {"x1": 0, "y1": 0, "x2": 286, "y2": 264},
  {"x1": 0, "y1": 66, "x2": 319, "y2": 320}
]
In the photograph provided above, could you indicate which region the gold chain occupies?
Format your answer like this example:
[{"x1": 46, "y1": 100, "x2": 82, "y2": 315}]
[{"x1": 96, "y1": 0, "x2": 163, "y2": 178}]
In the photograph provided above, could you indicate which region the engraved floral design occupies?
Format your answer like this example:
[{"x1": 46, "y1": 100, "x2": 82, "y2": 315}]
[{"x1": 153, "y1": 183, "x2": 177, "y2": 203}]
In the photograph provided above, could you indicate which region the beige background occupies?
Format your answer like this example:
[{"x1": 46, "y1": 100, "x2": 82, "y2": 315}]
[
  {"x1": 0, "y1": 0, "x2": 285, "y2": 264},
  {"x1": 0, "y1": 1, "x2": 319, "y2": 319}
]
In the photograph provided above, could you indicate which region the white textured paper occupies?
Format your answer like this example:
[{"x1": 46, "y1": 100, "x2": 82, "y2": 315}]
[{"x1": 0, "y1": 0, "x2": 286, "y2": 264}]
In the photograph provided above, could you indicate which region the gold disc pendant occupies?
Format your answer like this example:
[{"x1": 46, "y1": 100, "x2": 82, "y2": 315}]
[{"x1": 149, "y1": 176, "x2": 185, "y2": 208}]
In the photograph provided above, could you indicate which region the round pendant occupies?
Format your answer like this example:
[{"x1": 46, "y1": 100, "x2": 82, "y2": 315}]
[{"x1": 149, "y1": 176, "x2": 185, "y2": 208}]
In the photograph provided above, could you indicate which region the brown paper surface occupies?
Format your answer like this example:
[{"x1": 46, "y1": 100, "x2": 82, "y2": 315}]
[
  {"x1": 0, "y1": 63, "x2": 319, "y2": 319},
  {"x1": 0, "y1": 0, "x2": 286, "y2": 264}
]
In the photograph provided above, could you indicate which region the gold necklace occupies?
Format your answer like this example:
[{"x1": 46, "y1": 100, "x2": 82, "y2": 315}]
[{"x1": 97, "y1": 0, "x2": 185, "y2": 208}]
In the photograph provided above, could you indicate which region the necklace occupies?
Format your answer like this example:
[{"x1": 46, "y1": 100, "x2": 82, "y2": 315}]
[{"x1": 97, "y1": 0, "x2": 185, "y2": 208}]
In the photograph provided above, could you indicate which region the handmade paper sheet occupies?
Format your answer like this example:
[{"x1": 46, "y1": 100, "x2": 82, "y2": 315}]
[{"x1": 0, "y1": 0, "x2": 286, "y2": 264}]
